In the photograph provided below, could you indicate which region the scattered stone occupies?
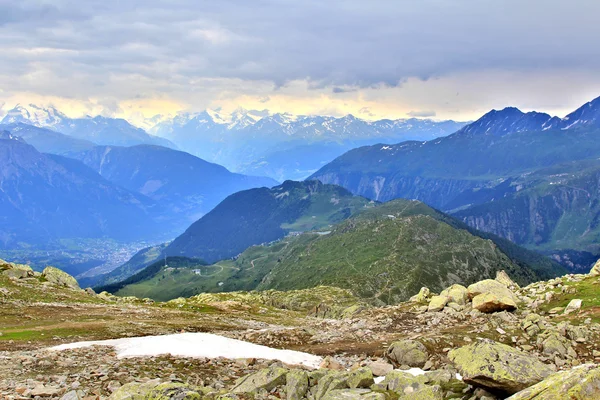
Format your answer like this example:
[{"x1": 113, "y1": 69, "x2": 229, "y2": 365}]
[
  {"x1": 322, "y1": 389, "x2": 385, "y2": 400},
  {"x1": 564, "y1": 299, "x2": 582, "y2": 315},
  {"x1": 468, "y1": 279, "x2": 518, "y2": 313},
  {"x1": 365, "y1": 361, "x2": 393, "y2": 377}
]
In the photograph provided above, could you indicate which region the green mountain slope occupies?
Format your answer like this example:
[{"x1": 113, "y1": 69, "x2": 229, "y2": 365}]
[
  {"x1": 112, "y1": 199, "x2": 565, "y2": 304},
  {"x1": 164, "y1": 180, "x2": 373, "y2": 263}
]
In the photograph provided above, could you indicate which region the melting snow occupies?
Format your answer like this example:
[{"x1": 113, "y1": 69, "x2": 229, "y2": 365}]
[{"x1": 50, "y1": 333, "x2": 323, "y2": 369}]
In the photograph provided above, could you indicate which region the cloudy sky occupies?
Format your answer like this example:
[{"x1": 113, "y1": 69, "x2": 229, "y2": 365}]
[{"x1": 1, "y1": 0, "x2": 600, "y2": 125}]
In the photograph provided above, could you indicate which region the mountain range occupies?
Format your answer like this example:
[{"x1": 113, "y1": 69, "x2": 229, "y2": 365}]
[
  {"x1": 1, "y1": 104, "x2": 175, "y2": 149},
  {"x1": 0, "y1": 132, "x2": 161, "y2": 248},
  {"x1": 151, "y1": 109, "x2": 468, "y2": 180},
  {"x1": 309, "y1": 95, "x2": 600, "y2": 269}
]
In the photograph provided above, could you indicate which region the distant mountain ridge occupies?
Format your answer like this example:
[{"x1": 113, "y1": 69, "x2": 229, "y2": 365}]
[
  {"x1": 151, "y1": 108, "x2": 468, "y2": 180},
  {"x1": 0, "y1": 134, "x2": 165, "y2": 248},
  {"x1": 70, "y1": 144, "x2": 278, "y2": 228},
  {"x1": 1, "y1": 104, "x2": 176, "y2": 149},
  {"x1": 309, "y1": 95, "x2": 600, "y2": 266},
  {"x1": 455, "y1": 95, "x2": 600, "y2": 137}
]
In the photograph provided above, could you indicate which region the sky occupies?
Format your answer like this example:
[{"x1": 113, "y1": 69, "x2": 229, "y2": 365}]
[{"x1": 1, "y1": 0, "x2": 600, "y2": 126}]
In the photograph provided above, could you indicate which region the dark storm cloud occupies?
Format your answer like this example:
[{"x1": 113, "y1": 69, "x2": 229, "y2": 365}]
[{"x1": 1, "y1": 0, "x2": 599, "y2": 96}]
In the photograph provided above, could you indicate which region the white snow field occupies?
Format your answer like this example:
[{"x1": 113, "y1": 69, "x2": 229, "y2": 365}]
[{"x1": 50, "y1": 332, "x2": 323, "y2": 369}]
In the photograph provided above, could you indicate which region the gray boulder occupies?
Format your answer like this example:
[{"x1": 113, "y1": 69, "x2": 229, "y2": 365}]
[
  {"x1": 448, "y1": 340, "x2": 553, "y2": 394},
  {"x1": 385, "y1": 340, "x2": 428, "y2": 368}
]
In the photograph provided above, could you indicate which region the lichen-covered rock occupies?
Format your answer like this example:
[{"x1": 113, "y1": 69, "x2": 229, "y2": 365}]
[
  {"x1": 427, "y1": 295, "x2": 448, "y2": 312},
  {"x1": 472, "y1": 292, "x2": 518, "y2": 313},
  {"x1": 315, "y1": 372, "x2": 349, "y2": 400},
  {"x1": 286, "y1": 370, "x2": 309, "y2": 400},
  {"x1": 410, "y1": 287, "x2": 431, "y2": 304},
  {"x1": 42, "y1": 266, "x2": 79, "y2": 289},
  {"x1": 448, "y1": 340, "x2": 553, "y2": 394},
  {"x1": 321, "y1": 389, "x2": 386, "y2": 400},
  {"x1": 1, "y1": 261, "x2": 34, "y2": 279},
  {"x1": 401, "y1": 385, "x2": 444, "y2": 400},
  {"x1": 496, "y1": 270, "x2": 520, "y2": 290},
  {"x1": 371, "y1": 370, "x2": 427, "y2": 393},
  {"x1": 108, "y1": 379, "x2": 162, "y2": 400},
  {"x1": 507, "y1": 364, "x2": 600, "y2": 400},
  {"x1": 468, "y1": 279, "x2": 518, "y2": 313},
  {"x1": 146, "y1": 383, "x2": 202, "y2": 400},
  {"x1": 385, "y1": 340, "x2": 428, "y2": 368},
  {"x1": 231, "y1": 366, "x2": 288, "y2": 394},
  {"x1": 346, "y1": 368, "x2": 374, "y2": 389},
  {"x1": 590, "y1": 259, "x2": 600, "y2": 276},
  {"x1": 440, "y1": 284, "x2": 468, "y2": 305}
]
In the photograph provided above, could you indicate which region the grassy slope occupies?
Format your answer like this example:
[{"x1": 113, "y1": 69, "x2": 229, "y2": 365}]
[{"x1": 113, "y1": 199, "x2": 565, "y2": 304}]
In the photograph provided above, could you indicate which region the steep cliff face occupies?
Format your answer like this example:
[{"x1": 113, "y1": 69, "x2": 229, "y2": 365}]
[
  {"x1": 315, "y1": 171, "x2": 492, "y2": 209},
  {"x1": 454, "y1": 163, "x2": 600, "y2": 257}
]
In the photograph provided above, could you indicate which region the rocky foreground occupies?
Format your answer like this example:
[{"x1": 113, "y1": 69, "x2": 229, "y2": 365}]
[{"x1": 2, "y1": 259, "x2": 600, "y2": 399}]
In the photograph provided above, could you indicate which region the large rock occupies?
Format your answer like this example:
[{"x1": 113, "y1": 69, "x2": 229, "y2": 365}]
[
  {"x1": 448, "y1": 340, "x2": 553, "y2": 394},
  {"x1": 385, "y1": 340, "x2": 428, "y2": 368},
  {"x1": 427, "y1": 295, "x2": 448, "y2": 312},
  {"x1": 590, "y1": 259, "x2": 600, "y2": 276},
  {"x1": 346, "y1": 368, "x2": 374, "y2": 389},
  {"x1": 372, "y1": 370, "x2": 427, "y2": 393},
  {"x1": 472, "y1": 292, "x2": 518, "y2": 313},
  {"x1": 440, "y1": 284, "x2": 468, "y2": 305},
  {"x1": 507, "y1": 364, "x2": 600, "y2": 400},
  {"x1": 286, "y1": 370, "x2": 309, "y2": 400},
  {"x1": 107, "y1": 380, "x2": 162, "y2": 400},
  {"x1": 1, "y1": 261, "x2": 34, "y2": 279},
  {"x1": 231, "y1": 366, "x2": 288, "y2": 394},
  {"x1": 42, "y1": 266, "x2": 79, "y2": 289},
  {"x1": 321, "y1": 389, "x2": 385, "y2": 400},
  {"x1": 146, "y1": 383, "x2": 201, "y2": 400},
  {"x1": 564, "y1": 299, "x2": 583, "y2": 315},
  {"x1": 409, "y1": 287, "x2": 431, "y2": 304},
  {"x1": 468, "y1": 279, "x2": 518, "y2": 313}
]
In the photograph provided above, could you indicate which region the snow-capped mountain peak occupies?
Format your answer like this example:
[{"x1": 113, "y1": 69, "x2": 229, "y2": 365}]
[{"x1": 3, "y1": 104, "x2": 68, "y2": 128}]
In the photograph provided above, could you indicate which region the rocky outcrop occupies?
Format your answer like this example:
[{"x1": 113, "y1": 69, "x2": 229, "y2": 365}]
[
  {"x1": 42, "y1": 266, "x2": 80, "y2": 289},
  {"x1": 448, "y1": 340, "x2": 554, "y2": 394},
  {"x1": 590, "y1": 259, "x2": 600, "y2": 276},
  {"x1": 507, "y1": 364, "x2": 600, "y2": 399}
]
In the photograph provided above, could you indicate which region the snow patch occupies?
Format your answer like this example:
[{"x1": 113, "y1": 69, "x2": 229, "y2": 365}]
[{"x1": 49, "y1": 332, "x2": 322, "y2": 369}]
